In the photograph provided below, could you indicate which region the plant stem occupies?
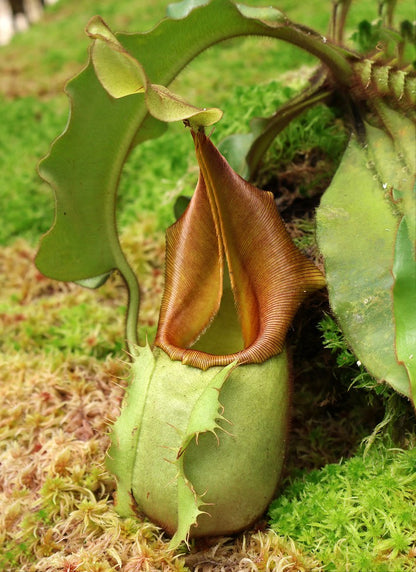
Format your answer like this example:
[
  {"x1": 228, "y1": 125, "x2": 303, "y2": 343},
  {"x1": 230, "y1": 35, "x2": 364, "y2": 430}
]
[
  {"x1": 114, "y1": 243, "x2": 141, "y2": 352},
  {"x1": 266, "y1": 23, "x2": 356, "y2": 87},
  {"x1": 247, "y1": 71, "x2": 332, "y2": 176}
]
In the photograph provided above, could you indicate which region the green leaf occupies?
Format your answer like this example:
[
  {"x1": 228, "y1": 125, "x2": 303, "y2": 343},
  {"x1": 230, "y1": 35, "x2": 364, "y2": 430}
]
[
  {"x1": 217, "y1": 133, "x2": 254, "y2": 178},
  {"x1": 75, "y1": 272, "x2": 112, "y2": 289},
  {"x1": 87, "y1": 16, "x2": 223, "y2": 127},
  {"x1": 87, "y1": 16, "x2": 147, "y2": 98},
  {"x1": 235, "y1": 3, "x2": 286, "y2": 23},
  {"x1": 145, "y1": 84, "x2": 222, "y2": 127},
  {"x1": 392, "y1": 216, "x2": 416, "y2": 407},
  {"x1": 35, "y1": 61, "x2": 142, "y2": 348},
  {"x1": 373, "y1": 101, "x2": 416, "y2": 177},
  {"x1": 317, "y1": 105, "x2": 416, "y2": 398},
  {"x1": 369, "y1": 102, "x2": 416, "y2": 247},
  {"x1": 173, "y1": 195, "x2": 191, "y2": 220},
  {"x1": 35, "y1": 62, "x2": 134, "y2": 284}
]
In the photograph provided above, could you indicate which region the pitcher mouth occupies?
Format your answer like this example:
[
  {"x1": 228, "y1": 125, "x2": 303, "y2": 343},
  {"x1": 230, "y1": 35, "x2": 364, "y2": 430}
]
[{"x1": 154, "y1": 131, "x2": 325, "y2": 370}]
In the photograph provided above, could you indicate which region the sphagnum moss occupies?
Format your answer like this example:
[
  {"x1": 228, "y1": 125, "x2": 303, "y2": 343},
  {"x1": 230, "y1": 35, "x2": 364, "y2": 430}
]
[{"x1": 269, "y1": 440, "x2": 416, "y2": 572}]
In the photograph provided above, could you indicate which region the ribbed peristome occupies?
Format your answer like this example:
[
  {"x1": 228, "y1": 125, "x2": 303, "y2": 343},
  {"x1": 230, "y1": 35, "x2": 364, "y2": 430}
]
[{"x1": 154, "y1": 131, "x2": 325, "y2": 370}]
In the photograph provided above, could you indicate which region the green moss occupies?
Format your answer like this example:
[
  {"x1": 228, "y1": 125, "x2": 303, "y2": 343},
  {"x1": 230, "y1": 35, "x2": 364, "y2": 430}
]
[
  {"x1": 318, "y1": 314, "x2": 379, "y2": 388},
  {"x1": 269, "y1": 442, "x2": 416, "y2": 571}
]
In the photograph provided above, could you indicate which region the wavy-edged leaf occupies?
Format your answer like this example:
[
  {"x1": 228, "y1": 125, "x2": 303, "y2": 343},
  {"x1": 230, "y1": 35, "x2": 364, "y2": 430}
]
[
  {"x1": 35, "y1": 61, "x2": 137, "y2": 284},
  {"x1": 36, "y1": 0, "x2": 352, "y2": 281},
  {"x1": 155, "y1": 132, "x2": 325, "y2": 369},
  {"x1": 34, "y1": 60, "x2": 142, "y2": 347}
]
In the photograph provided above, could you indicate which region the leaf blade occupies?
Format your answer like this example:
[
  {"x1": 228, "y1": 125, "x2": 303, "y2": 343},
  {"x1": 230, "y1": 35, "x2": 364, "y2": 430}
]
[
  {"x1": 392, "y1": 215, "x2": 416, "y2": 407},
  {"x1": 316, "y1": 125, "x2": 414, "y2": 397}
]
